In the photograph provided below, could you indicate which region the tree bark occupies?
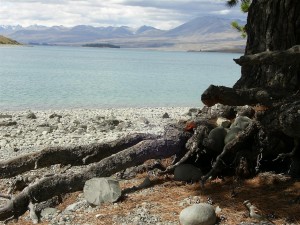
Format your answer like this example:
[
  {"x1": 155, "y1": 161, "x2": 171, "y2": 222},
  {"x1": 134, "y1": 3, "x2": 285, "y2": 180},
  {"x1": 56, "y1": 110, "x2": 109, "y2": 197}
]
[
  {"x1": 201, "y1": 84, "x2": 287, "y2": 107},
  {"x1": 200, "y1": 0, "x2": 300, "y2": 180},
  {"x1": 235, "y1": 0, "x2": 300, "y2": 91},
  {"x1": 234, "y1": 45, "x2": 300, "y2": 66},
  {"x1": 0, "y1": 133, "x2": 157, "y2": 179}
]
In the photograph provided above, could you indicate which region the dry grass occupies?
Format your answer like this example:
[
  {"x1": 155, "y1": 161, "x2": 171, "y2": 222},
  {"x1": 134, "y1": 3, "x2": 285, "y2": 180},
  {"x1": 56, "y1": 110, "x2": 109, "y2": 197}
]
[{"x1": 5, "y1": 171, "x2": 299, "y2": 225}]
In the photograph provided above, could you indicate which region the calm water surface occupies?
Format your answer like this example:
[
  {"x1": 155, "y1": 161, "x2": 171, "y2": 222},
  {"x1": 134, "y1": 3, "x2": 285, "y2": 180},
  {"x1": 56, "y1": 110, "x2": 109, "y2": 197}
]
[{"x1": 0, "y1": 46, "x2": 241, "y2": 110}]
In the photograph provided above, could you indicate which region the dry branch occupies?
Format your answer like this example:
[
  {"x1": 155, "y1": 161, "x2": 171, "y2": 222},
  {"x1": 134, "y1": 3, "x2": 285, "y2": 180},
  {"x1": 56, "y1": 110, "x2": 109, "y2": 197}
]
[
  {"x1": 0, "y1": 126, "x2": 191, "y2": 221},
  {"x1": 234, "y1": 45, "x2": 300, "y2": 66},
  {"x1": 0, "y1": 133, "x2": 157, "y2": 179}
]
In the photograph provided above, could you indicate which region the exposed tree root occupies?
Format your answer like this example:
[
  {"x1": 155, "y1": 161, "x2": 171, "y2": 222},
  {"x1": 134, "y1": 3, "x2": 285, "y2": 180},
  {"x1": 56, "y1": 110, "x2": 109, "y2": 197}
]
[
  {"x1": 234, "y1": 45, "x2": 300, "y2": 66},
  {"x1": 273, "y1": 139, "x2": 299, "y2": 162},
  {"x1": 0, "y1": 126, "x2": 191, "y2": 221},
  {"x1": 201, "y1": 84, "x2": 287, "y2": 107},
  {"x1": 0, "y1": 133, "x2": 157, "y2": 179},
  {"x1": 201, "y1": 121, "x2": 258, "y2": 184},
  {"x1": 160, "y1": 125, "x2": 210, "y2": 174}
]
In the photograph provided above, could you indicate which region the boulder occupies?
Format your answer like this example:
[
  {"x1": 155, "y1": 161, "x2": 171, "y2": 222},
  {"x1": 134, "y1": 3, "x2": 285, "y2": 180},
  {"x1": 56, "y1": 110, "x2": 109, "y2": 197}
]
[
  {"x1": 83, "y1": 177, "x2": 122, "y2": 206},
  {"x1": 207, "y1": 127, "x2": 227, "y2": 153},
  {"x1": 224, "y1": 127, "x2": 242, "y2": 145},
  {"x1": 230, "y1": 116, "x2": 252, "y2": 130},
  {"x1": 162, "y1": 112, "x2": 170, "y2": 118},
  {"x1": 179, "y1": 203, "x2": 217, "y2": 225},
  {"x1": 174, "y1": 164, "x2": 202, "y2": 182},
  {"x1": 210, "y1": 104, "x2": 236, "y2": 119},
  {"x1": 237, "y1": 105, "x2": 255, "y2": 118},
  {"x1": 26, "y1": 112, "x2": 37, "y2": 119},
  {"x1": 216, "y1": 117, "x2": 231, "y2": 128}
]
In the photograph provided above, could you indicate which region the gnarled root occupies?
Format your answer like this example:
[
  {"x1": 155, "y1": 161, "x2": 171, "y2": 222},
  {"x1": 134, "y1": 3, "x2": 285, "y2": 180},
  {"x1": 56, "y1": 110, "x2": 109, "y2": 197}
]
[
  {"x1": 0, "y1": 126, "x2": 190, "y2": 221},
  {"x1": 160, "y1": 124, "x2": 210, "y2": 174},
  {"x1": 201, "y1": 121, "x2": 258, "y2": 185}
]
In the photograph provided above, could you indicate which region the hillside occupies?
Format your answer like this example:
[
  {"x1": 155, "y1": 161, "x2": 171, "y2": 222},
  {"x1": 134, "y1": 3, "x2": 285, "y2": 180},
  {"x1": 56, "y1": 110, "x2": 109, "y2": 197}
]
[
  {"x1": 0, "y1": 16, "x2": 245, "y2": 51},
  {"x1": 0, "y1": 35, "x2": 20, "y2": 45}
]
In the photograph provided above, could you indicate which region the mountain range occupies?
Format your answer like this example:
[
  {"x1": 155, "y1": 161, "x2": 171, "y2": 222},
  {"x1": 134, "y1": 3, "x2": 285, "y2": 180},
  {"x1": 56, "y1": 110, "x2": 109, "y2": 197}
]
[{"x1": 0, "y1": 17, "x2": 246, "y2": 51}]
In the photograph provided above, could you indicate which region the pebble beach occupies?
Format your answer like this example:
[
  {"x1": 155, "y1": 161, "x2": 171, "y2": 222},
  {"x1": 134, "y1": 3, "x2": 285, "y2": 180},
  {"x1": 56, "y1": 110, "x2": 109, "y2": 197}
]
[{"x1": 0, "y1": 107, "x2": 192, "y2": 161}]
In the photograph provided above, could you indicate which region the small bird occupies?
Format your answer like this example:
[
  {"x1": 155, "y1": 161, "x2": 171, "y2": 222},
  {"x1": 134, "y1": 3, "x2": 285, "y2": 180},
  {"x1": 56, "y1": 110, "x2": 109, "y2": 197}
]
[{"x1": 243, "y1": 200, "x2": 275, "y2": 224}]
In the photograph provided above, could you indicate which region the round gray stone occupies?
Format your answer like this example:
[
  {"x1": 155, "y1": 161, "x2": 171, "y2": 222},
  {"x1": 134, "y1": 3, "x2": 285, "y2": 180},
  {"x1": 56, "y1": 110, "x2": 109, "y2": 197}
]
[
  {"x1": 83, "y1": 177, "x2": 121, "y2": 206},
  {"x1": 179, "y1": 203, "x2": 217, "y2": 225},
  {"x1": 207, "y1": 126, "x2": 227, "y2": 153},
  {"x1": 230, "y1": 116, "x2": 252, "y2": 130},
  {"x1": 174, "y1": 164, "x2": 202, "y2": 182}
]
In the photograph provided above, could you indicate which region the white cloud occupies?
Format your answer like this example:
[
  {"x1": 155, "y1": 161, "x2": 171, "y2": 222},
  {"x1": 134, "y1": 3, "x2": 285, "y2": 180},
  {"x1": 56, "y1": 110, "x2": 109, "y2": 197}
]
[
  {"x1": 211, "y1": 9, "x2": 231, "y2": 15},
  {"x1": 0, "y1": 0, "x2": 245, "y2": 28}
]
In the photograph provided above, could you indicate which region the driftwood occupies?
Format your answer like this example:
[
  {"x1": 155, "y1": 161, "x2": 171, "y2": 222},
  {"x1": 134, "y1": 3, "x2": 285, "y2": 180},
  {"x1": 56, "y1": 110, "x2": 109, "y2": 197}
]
[
  {"x1": 0, "y1": 125, "x2": 191, "y2": 221},
  {"x1": 234, "y1": 45, "x2": 300, "y2": 66},
  {"x1": 0, "y1": 133, "x2": 157, "y2": 179}
]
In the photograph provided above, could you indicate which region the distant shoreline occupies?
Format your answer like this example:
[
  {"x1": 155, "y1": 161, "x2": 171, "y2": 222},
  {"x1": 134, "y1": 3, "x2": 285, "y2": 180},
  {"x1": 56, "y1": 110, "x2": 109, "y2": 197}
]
[
  {"x1": 82, "y1": 43, "x2": 120, "y2": 48},
  {"x1": 188, "y1": 48, "x2": 244, "y2": 54}
]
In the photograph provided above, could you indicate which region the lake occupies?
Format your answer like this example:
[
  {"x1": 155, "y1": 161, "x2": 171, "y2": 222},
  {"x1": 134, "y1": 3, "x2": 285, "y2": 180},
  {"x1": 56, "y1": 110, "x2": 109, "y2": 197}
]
[{"x1": 0, "y1": 46, "x2": 241, "y2": 110}]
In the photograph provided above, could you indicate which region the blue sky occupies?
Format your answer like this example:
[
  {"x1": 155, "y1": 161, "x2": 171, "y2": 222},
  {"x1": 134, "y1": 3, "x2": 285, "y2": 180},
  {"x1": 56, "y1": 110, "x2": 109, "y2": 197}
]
[{"x1": 0, "y1": 0, "x2": 246, "y2": 29}]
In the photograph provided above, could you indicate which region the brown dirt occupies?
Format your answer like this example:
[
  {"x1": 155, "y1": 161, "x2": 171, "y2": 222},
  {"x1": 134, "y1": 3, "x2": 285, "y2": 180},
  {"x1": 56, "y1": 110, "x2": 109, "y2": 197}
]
[{"x1": 3, "y1": 172, "x2": 300, "y2": 225}]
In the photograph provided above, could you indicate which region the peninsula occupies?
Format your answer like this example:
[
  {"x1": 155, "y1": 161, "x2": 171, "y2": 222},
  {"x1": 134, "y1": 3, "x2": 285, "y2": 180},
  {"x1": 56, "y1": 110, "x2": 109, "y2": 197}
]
[{"x1": 0, "y1": 35, "x2": 21, "y2": 45}]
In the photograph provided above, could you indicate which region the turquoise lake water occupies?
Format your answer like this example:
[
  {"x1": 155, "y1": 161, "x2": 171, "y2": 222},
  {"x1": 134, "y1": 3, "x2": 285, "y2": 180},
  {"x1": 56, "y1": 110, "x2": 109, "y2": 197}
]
[{"x1": 0, "y1": 46, "x2": 241, "y2": 110}]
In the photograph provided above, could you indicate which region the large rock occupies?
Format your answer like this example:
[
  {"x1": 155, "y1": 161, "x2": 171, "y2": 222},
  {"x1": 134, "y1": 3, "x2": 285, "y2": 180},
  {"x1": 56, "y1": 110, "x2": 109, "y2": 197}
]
[
  {"x1": 162, "y1": 112, "x2": 170, "y2": 118},
  {"x1": 216, "y1": 117, "x2": 231, "y2": 128},
  {"x1": 209, "y1": 104, "x2": 236, "y2": 119},
  {"x1": 26, "y1": 111, "x2": 37, "y2": 119},
  {"x1": 179, "y1": 203, "x2": 217, "y2": 225},
  {"x1": 224, "y1": 127, "x2": 242, "y2": 145},
  {"x1": 230, "y1": 116, "x2": 252, "y2": 130},
  {"x1": 83, "y1": 177, "x2": 122, "y2": 206},
  {"x1": 237, "y1": 105, "x2": 255, "y2": 118},
  {"x1": 207, "y1": 127, "x2": 227, "y2": 153},
  {"x1": 174, "y1": 164, "x2": 202, "y2": 182}
]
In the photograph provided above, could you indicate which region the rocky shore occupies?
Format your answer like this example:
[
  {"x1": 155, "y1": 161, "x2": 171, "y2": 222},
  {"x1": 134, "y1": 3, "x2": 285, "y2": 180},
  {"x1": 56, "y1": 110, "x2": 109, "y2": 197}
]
[
  {"x1": 0, "y1": 107, "x2": 191, "y2": 161},
  {"x1": 0, "y1": 106, "x2": 299, "y2": 225}
]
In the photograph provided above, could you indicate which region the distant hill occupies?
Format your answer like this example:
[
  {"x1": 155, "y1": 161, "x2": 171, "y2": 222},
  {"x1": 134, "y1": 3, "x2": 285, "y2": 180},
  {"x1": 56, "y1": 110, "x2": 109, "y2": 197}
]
[
  {"x1": 0, "y1": 16, "x2": 246, "y2": 51},
  {"x1": 0, "y1": 35, "x2": 21, "y2": 45}
]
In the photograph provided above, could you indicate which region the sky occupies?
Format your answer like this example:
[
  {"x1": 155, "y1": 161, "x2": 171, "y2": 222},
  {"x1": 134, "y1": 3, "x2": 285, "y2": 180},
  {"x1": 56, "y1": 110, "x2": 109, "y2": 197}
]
[{"x1": 0, "y1": 0, "x2": 246, "y2": 29}]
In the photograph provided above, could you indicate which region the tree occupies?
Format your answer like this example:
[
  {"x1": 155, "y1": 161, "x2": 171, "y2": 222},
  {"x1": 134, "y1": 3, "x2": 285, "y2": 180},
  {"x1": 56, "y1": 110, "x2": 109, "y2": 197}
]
[
  {"x1": 202, "y1": 0, "x2": 300, "y2": 175},
  {"x1": 0, "y1": 0, "x2": 299, "y2": 222},
  {"x1": 227, "y1": 0, "x2": 251, "y2": 38}
]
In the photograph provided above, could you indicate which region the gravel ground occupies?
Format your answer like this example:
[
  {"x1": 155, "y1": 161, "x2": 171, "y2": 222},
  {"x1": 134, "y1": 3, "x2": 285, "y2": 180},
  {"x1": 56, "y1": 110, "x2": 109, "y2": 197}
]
[{"x1": 0, "y1": 107, "x2": 192, "y2": 160}]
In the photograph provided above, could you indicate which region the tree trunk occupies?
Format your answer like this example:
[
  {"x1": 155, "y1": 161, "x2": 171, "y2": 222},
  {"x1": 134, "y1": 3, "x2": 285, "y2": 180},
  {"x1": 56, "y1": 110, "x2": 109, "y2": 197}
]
[
  {"x1": 234, "y1": 0, "x2": 300, "y2": 91},
  {"x1": 201, "y1": 0, "x2": 300, "y2": 178}
]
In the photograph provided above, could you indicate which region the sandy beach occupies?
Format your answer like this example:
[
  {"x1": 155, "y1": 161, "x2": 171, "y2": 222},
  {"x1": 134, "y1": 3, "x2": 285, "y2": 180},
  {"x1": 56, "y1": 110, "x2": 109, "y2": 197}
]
[{"x1": 0, "y1": 107, "x2": 193, "y2": 161}]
